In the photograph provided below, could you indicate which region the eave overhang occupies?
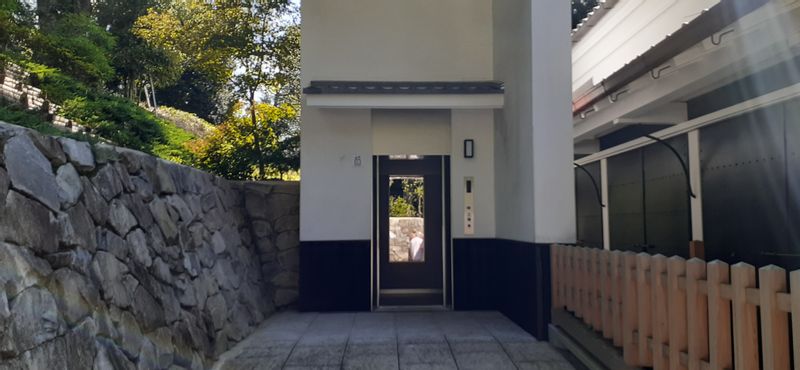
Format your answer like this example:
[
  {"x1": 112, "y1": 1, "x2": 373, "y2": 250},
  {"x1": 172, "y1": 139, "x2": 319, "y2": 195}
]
[
  {"x1": 572, "y1": 0, "x2": 771, "y2": 117},
  {"x1": 303, "y1": 81, "x2": 505, "y2": 109}
]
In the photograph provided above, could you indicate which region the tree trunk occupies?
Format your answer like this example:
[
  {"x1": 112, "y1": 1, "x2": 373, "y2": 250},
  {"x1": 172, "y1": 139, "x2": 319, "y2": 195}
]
[{"x1": 249, "y1": 93, "x2": 266, "y2": 180}]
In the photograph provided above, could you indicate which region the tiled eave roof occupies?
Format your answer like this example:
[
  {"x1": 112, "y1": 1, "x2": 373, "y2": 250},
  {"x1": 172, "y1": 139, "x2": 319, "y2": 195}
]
[
  {"x1": 572, "y1": 0, "x2": 620, "y2": 43},
  {"x1": 303, "y1": 81, "x2": 505, "y2": 95}
]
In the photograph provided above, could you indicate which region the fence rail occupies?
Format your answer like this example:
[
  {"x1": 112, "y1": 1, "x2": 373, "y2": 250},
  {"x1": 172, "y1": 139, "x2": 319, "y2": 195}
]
[{"x1": 551, "y1": 244, "x2": 800, "y2": 370}]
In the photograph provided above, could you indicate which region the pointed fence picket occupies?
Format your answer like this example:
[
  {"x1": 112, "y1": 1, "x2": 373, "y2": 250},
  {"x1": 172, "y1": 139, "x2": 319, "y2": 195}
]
[{"x1": 550, "y1": 245, "x2": 797, "y2": 370}]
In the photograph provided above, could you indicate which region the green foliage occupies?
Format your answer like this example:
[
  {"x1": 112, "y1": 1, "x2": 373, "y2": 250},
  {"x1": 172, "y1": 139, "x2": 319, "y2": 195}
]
[
  {"x1": 389, "y1": 197, "x2": 416, "y2": 218},
  {"x1": 31, "y1": 14, "x2": 116, "y2": 87},
  {"x1": 153, "y1": 106, "x2": 215, "y2": 138},
  {"x1": 0, "y1": 0, "x2": 34, "y2": 56},
  {"x1": 388, "y1": 178, "x2": 425, "y2": 217},
  {"x1": 133, "y1": 0, "x2": 250, "y2": 85},
  {"x1": 23, "y1": 61, "x2": 92, "y2": 103},
  {"x1": 59, "y1": 94, "x2": 198, "y2": 164},
  {"x1": 0, "y1": 0, "x2": 301, "y2": 177},
  {"x1": 156, "y1": 69, "x2": 236, "y2": 124},
  {"x1": 195, "y1": 103, "x2": 297, "y2": 180},
  {"x1": 0, "y1": 100, "x2": 93, "y2": 141}
]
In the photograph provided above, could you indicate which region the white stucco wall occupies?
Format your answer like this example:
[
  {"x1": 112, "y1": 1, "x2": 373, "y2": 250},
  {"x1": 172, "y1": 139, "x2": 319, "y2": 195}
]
[
  {"x1": 300, "y1": 0, "x2": 495, "y2": 242},
  {"x1": 494, "y1": 0, "x2": 575, "y2": 244},
  {"x1": 301, "y1": 0, "x2": 573, "y2": 244},
  {"x1": 301, "y1": 0, "x2": 493, "y2": 82},
  {"x1": 299, "y1": 108, "x2": 373, "y2": 241},
  {"x1": 493, "y1": 0, "x2": 535, "y2": 243},
  {"x1": 572, "y1": 0, "x2": 720, "y2": 92},
  {"x1": 451, "y1": 110, "x2": 496, "y2": 238},
  {"x1": 372, "y1": 110, "x2": 451, "y2": 155},
  {"x1": 531, "y1": 0, "x2": 576, "y2": 244}
]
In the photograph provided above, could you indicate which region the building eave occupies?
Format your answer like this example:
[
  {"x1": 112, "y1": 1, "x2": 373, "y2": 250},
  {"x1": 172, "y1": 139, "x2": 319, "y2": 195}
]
[
  {"x1": 572, "y1": 0, "x2": 771, "y2": 117},
  {"x1": 303, "y1": 81, "x2": 504, "y2": 95}
]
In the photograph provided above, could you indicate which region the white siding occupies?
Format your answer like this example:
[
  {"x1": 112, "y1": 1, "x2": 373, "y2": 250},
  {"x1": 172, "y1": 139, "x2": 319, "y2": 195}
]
[{"x1": 572, "y1": 0, "x2": 720, "y2": 92}]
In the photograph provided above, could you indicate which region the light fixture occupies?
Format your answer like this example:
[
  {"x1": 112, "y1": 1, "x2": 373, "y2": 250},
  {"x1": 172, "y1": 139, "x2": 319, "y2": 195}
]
[{"x1": 464, "y1": 139, "x2": 475, "y2": 158}]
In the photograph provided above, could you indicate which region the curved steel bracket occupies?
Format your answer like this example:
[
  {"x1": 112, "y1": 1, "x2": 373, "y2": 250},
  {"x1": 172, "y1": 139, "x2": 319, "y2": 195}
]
[
  {"x1": 580, "y1": 107, "x2": 597, "y2": 120},
  {"x1": 650, "y1": 65, "x2": 671, "y2": 80},
  {"x1": 608, "y1": 88, "x2": 630, "y2": 103},
  {"x1": 711, "y1": 29, "x2": 735, "y2": 46},
  {"x1": 574, "y1": 163, "x2": 606, "y2": 208},
  {"x1": 644, "y1": 134, "x2": 697, "y2": 199}
]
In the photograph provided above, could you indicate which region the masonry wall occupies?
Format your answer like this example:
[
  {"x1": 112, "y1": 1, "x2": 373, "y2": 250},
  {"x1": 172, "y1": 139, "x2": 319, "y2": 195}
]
[{"x1": 0, "y1": 122, "x2": 299, "y2": 369}]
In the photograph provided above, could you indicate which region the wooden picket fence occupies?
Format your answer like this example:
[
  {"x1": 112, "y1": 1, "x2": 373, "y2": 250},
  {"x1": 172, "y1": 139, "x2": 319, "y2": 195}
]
[{"x1": 550, "y1": 244, "x2": 800, "y2": 370}]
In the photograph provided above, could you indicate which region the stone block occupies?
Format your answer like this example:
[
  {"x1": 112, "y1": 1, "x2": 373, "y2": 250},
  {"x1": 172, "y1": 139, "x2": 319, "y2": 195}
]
[
  {"x1": 64, "y1": 202, "x2": 98, "y2": 251},
  {"x1": 90, "y1": 251, "x2": 132, "y2": 308},
  {"x1": 30, "y1": 133, "x2": 66, "y2": 167},
  {"x1": 0, "y1": 242, "x2": 53, "y2": 297},
  {"x1": 96, "y1": 227, "x2": 130, "y2": 261},
  {"x1": 210, "y1": 231, "x2": 227, "y2": 255},
  {"x1": 45, "y1": 248, "x2": 92, "y2": 276},
  {"x1": 81, "y1": 177, "x2": 109, "y2": 225},
  {"x1": 132, "y1": 286, "x2": 166, "y2": 333},
  {"x1": 109, "y1": 199, "x2": 138, "y2": 236},
  {"x1": 127, "y1": 229, "x2": 153, "y2": 268},
  {"x1": 119, "y1": 310, "x2": 144, "y2": 359},
  {"x1": 93, "y1": 143, "x2": 120, "y2": 165},
  {"x1": 48, "y1": 268, "x2": 100, "y2": 326},
  {"x1": 150, "y1": 198, "x2": 179, "y2": 243},
  {"x1": 276, "y1": 230, "x2": 299, "y2": 251},
  {"x1": 0, "y1": 168, "x2": 8, "y2": 207},
  {"x1": 3, "y1": 135, "x2": 60, "y2": 212},
  {"x1": 154, "y1": 160, "x2": 176, "y2": 195},
  {"x1": 92, "y1": 164, "x2": 124, "y2": 202},
  {"x1": 56, "y1": 163, "x2": 82, "y2": 207},
  {"x1": 58, "y1": 137, "x2": 95, "y2": 172},
  {"x1": 9, "y1": 287, "x2": 61, "y2": 353}
]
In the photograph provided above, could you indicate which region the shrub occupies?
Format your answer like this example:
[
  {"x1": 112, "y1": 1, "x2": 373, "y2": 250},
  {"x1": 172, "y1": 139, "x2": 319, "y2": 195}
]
[{"x1": 0, "y1": 100, "x2": 92, "y2": 141}]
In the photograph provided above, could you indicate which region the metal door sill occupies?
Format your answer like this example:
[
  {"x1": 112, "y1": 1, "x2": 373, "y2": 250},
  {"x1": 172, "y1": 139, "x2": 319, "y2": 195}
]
[{"x1": 374, "y1": 305, "x2": 450, "y2": 312}]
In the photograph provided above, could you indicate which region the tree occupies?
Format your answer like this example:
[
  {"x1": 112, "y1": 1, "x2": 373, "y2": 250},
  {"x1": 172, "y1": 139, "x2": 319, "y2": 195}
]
[
  {"x1": 227, "y1": 1, "x2": 299, "y2": 181},
  {"x1": 156, "y1": 68, "x2": 236, "y2": 125},
  {"x1": 36, "y1": 0, "x2": 91, "y2": 28},
  {"x1": 30, "y1": 14, "x2": 116, "y2": 87},
  {"x1": 195, "y1": 103, "x2": 298, "y2": 180},
  {"x1": 0, "y1": 0, "x2": 35, "y2": 58},
  {"x1": 572, "y1": 0, "x2": 598, "y2": 29},
  {"x1": 133, "y1": 0, "x2": 254, "y2": 86},
  {"x1": 96, "y1": 0, "x2": 181, "y2": 101}
]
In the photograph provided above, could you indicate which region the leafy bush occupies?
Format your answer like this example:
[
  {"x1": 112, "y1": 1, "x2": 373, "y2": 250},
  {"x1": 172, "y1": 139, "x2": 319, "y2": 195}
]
[
  {"x1": 390, "y1": 197, "x2": 416, "y2": 218},
  {"x1": 0, "y1": 100, "x2": 92, "y2": 141},
  {"x1": 23, "y1": 61, "x2": 93, "y2": 104},
  {"x1": 59, "y1": 95, "x2": 199, "y2": 165}
]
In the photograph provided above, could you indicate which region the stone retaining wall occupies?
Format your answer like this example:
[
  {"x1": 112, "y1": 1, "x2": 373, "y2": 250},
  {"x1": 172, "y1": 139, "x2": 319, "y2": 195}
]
[{"x1": 0, "y1": 122, "x2": 299, "y2": 369}]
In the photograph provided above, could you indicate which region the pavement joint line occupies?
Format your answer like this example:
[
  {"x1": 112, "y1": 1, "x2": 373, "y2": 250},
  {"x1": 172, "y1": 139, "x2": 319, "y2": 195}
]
[{"x1": 279, "y1": 312, "x2": 319, "y2": 370}]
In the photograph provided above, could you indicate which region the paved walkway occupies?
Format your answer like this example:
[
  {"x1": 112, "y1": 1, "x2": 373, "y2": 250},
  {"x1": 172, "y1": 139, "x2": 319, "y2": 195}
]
[{"x1": 213, "y1": 311, "x2": 577, "y2": 370}]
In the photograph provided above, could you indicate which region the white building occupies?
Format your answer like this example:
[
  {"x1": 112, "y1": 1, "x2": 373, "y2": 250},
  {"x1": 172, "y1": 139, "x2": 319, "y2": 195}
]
[{"x1": 299, "y1": 0, "x2": 574, "y2": 338}]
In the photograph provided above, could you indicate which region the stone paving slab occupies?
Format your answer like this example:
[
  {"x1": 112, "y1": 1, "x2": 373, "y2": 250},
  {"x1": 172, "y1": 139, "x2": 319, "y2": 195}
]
[{"x1": 213, "y1": 311, "x2": 578, "y2": 370}]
